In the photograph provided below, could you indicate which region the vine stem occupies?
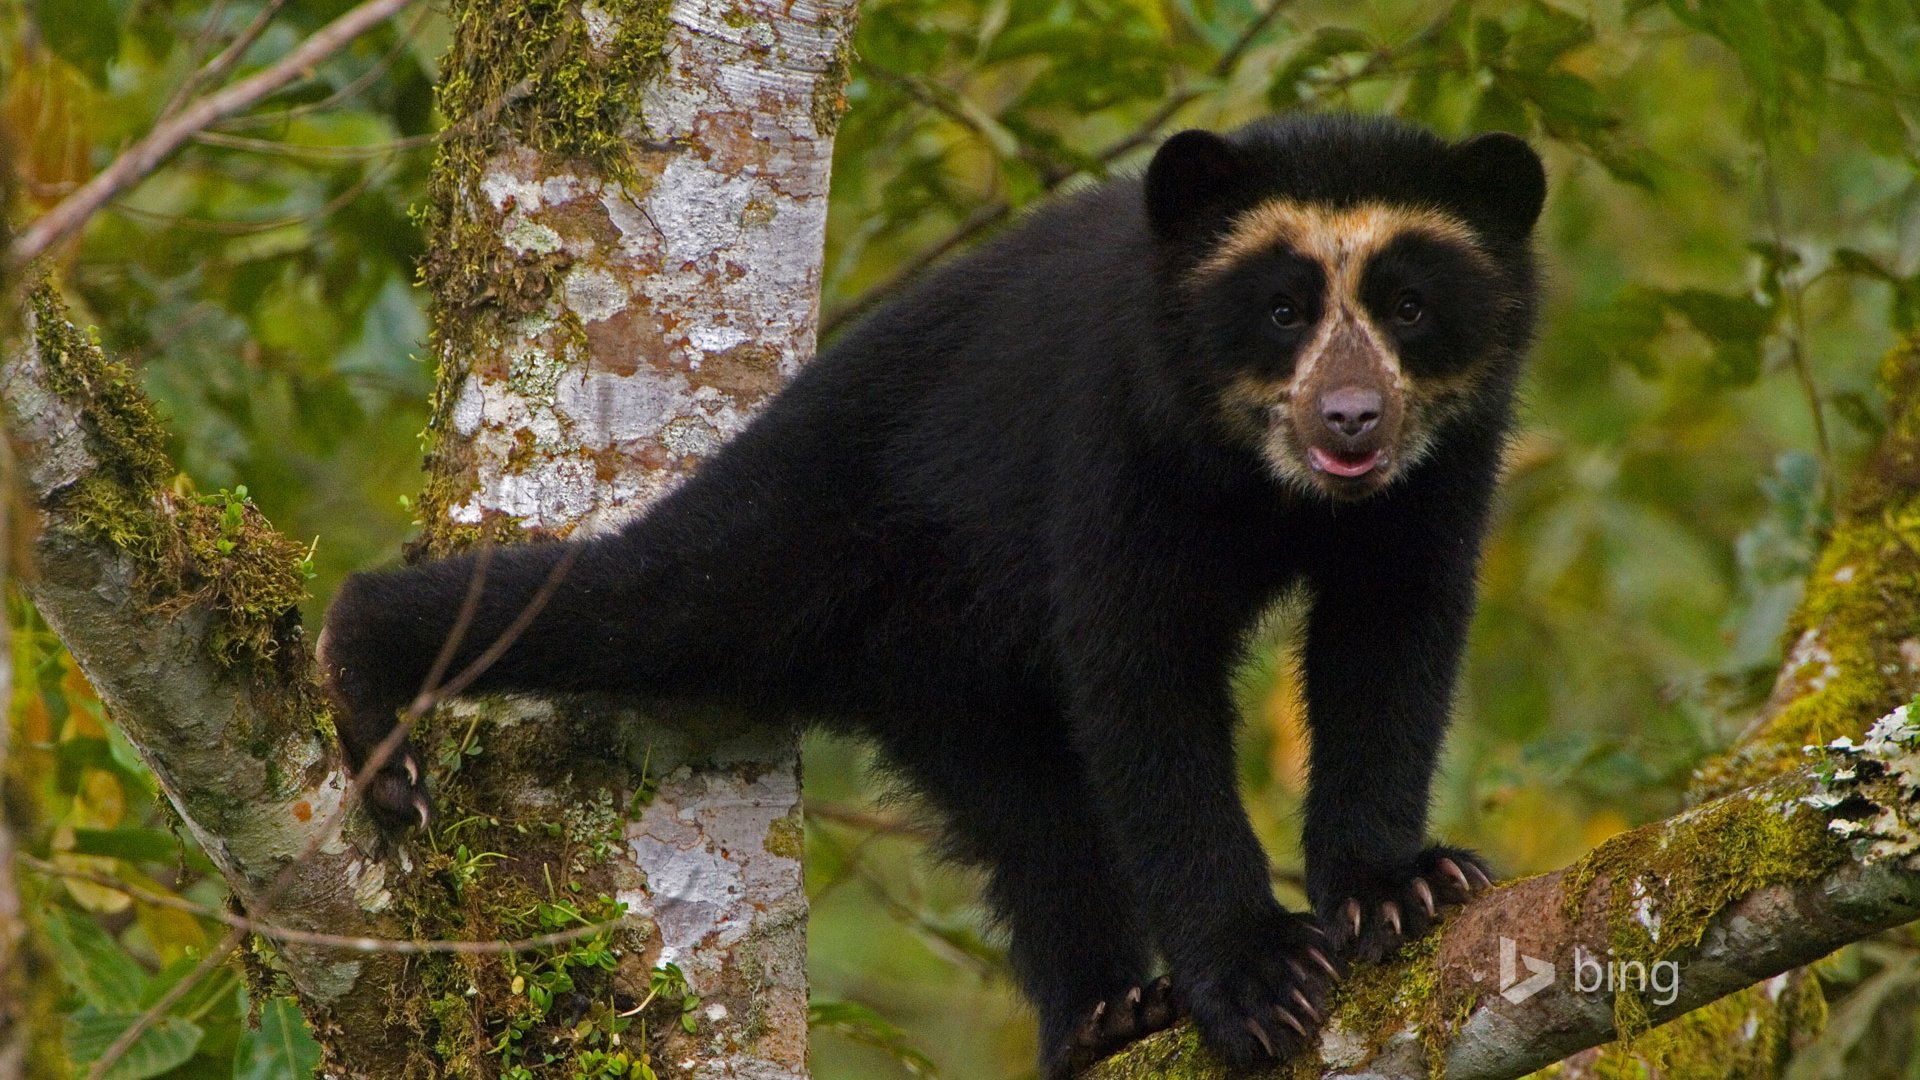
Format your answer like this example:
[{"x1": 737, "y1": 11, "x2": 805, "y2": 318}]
[{"x1": 1760, "y1": 130, "x2": 1834, "y2": 501}]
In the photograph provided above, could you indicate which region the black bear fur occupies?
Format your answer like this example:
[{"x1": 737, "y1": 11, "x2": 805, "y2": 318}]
[{"x1": 321, "y1": 113, "x2": 1546, "y2": 1074}]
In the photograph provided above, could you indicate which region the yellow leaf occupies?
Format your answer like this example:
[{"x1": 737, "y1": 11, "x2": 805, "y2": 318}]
[
  {"x1": 73, "y1": 767, "x2": 125, "y2": 829},
  {"x1": 132, "y1": 878, "x2": 209, "y2": 964}
]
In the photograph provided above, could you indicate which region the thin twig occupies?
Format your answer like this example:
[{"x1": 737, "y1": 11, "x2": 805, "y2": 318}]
[
  {"x1": 861, "y1": 63, "x2": 1067, "y2": 179},
  {"x1": 112, "y1": 166, "x2": 382, "y2": 235},
  {"x1": 806, "y1": 801, "x2": 934, "y2": 839},
  {"x1": 159, "y1": 0, "x2": 233, "y2": 120},
  {"x1": 1094, "y1": 0, "x2": 1294, "y2": 164},
  {"x1": 193, "y1": 128, "x2": 439, "y2": 159},
  {"x1": 219, "y1": 3, "x2": 435, "y2": 130},
  {"x1": 19, "y1": 855, "x2": 617, "y2": 955},
  {"x1": 160, "y1": 0, "x2": 291, "y2": 122},
  {"x1": 1760, "y1": 133, "x2": 1833, "y2": 499},
  {"x1": 9, "y1": 0, "x2": 417, "y2": 266}
]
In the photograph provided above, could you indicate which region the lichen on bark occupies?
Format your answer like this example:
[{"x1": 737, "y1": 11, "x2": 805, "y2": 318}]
[{"x1": 1557, "y1": 780, "x2": 1842, "y2": 1039}]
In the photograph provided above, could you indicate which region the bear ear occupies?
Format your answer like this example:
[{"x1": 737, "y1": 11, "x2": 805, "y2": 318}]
[
  {"x1": 1145, "y1": 129, "x2": 1249, "y2": 238},
  {"x1": 1450, "y1": 132, "x2": 1546, "y2": 242}
]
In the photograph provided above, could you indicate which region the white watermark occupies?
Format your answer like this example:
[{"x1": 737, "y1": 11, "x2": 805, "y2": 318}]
[{"x1": 1497, "y1": 937, "x2": 1679, "y2": 1007}]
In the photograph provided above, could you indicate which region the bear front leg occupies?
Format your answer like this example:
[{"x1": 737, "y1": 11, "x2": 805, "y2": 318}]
[
  {"x1": 1301, "y1": 539, "x2": 1495, "y2": 963},
  {"x1": 1065, "y1": 673, "x2": 1342, "y2": 1067}
]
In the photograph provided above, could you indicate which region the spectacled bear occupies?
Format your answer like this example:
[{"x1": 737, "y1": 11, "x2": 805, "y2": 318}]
[{"x1": 320, "y1": 113, "x2": 1545, "y2": 1075}]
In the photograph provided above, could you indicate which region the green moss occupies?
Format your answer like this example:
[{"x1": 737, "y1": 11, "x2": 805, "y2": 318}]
[
  {"x1": 1545, "y1": 972, "x2": 1825, "y2": 1080},
  {"x1": 384, "y1": 699, "x2": 667, "y2": 1079},
  {"x1": 1696, "y1": 515, "x2": 1920, "y2": 796},
  {"x1": 764, "y1": 810, "x2": 803, "y2": 860},
  {"x1": 1307, "y1": 931, "x2": 1478, "y2": 1080},
  {"x1": 1080, "y1": 1025, "x2": 1230, "y2": 1080},
  {"x1": 28, "y1": 283, "x2": 313, "y2": 671},
  {"x1": 418, "y1": 0, "x2": 670, "y2": 325},
  {"x1": 1558, "y1": 782, "x2": 1841, "y2": 1039},
  {"x1": 29, "y1": 282, "x2": 170, "y2": 493},
  {"x1": 811, "y1": 13, "x2": 858, "y2": 137}
]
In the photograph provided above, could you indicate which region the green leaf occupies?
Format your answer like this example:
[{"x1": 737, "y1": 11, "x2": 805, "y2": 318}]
[
  {"x1": 42, "y1": 908, "x2": 148, "y2": 1012},
  {"x1": 1469, "y1": 81, "x2": 1532, "y2": 138},
  {"x1": 29, "y1": 0, "x2": 120, "y2": 85},
  {"x1": 233, "y1": 998, "x2": 323, "y2": 1080},
  {"x1": 1506, "y1": 0, "x2": 1593, "y2": 69},
  {"x1": 1828, "y1": 390, "x2": 1884, "y2": 439},
  {"x1": 1268, "y1": 26, "x2": 1374, "y2": 106},
  {"x1": 1517, "y1": 69, "x2": 1615, "y2": 133},
  {"x1": 1591, "y1": 286, "x2": 1668, "y2": 377},
  {"x1": 1662, "y1": 288, "x2": 1775, "y2": 386},
  {"x1": 1471, "y1": 16, "x2": 1509, "y2": 65},
  {"x1": 1829, "y1": 248, "x2": 1920, "y2": 332},
  {"x1": 67, "y1": 827, "x2": 190, "y2": 866},
  {"x1": 67, "y1": 1011, "x2": 204, "y2": 1080}
]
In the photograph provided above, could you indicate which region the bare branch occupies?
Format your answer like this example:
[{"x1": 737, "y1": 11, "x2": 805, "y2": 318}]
[
  {"x1": 8, "y1": 0, "x2": 416, "y2": 266},
  {"x1": 159, "y1": 0, "x2": 291, "y2": 122}
]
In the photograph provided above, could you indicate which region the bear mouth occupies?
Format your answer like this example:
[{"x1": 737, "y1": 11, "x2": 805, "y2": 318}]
[{"x1": 1307, "y1": 446, "x2": 1385, "y2": 478}]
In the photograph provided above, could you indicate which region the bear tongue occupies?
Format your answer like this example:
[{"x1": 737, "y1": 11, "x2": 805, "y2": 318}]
[{"x1": 1308, "y1": 446, "x2": 1383, "y2": 478}]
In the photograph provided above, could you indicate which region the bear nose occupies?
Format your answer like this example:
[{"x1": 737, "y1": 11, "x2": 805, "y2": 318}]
[{"x1": 1320, "y1": 387, "x2": 1382, "y2": 439}]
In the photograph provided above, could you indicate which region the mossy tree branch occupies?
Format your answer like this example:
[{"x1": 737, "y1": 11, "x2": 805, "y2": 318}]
[
  {"x1": 2, "y1": 283, "x2": 418, "y2": 1071},
  {"x1": 1089, "y1": 764, "x2": 1920, "y2": 1080},
  {"x1": 1086, "y1": 342, "x2": 1920, "y2": 1080}
]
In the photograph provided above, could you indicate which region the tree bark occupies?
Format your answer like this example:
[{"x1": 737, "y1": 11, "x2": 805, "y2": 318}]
[
  {"x1": 1085, "y1": 339, "x2": 1920, "y2": 1079},
  {"x1": 396, "y1": 0, "x2": 855, "y2": 1073}
]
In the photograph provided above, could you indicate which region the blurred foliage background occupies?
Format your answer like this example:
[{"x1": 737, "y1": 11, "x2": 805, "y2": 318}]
[{"x1": 4, "y1": 0, "x2": 1920, "y2": 1076}]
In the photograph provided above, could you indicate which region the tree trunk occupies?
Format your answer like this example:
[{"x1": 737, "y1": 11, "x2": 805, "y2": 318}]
[{"x1": 398, "y1": 0, "x2": 855, "y2": 1074}]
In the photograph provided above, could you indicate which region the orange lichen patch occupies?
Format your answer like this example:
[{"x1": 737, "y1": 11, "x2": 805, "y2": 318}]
[
  {"x1": 692, "y1": 109, "x2": 772, "y2": 175},
  {"x1": 293, "y1": 800, "x2": 313, "y2": 822},
  {"x1": 583, "y1": 302, "x2": 673, "y2": 376},
  {"x1": 693, "y1": 341, "x2": 784, "y2": 397}
]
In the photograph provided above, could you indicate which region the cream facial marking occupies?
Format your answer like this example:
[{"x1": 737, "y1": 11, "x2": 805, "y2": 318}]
[{"x1": 1195, "y1": 200, "x2": 1489, "y2": 292}]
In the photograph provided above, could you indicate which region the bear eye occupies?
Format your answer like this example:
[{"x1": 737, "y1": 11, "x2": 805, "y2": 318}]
[
  {"x1": 1270, "y1": 295, "x2": 1303, "y2": 329},
  {"x1": 1394, "y1": 291, "x2": 1424, "y2": 324}
]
